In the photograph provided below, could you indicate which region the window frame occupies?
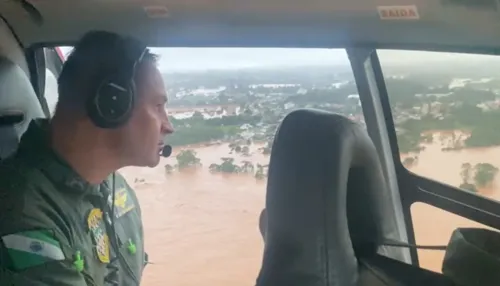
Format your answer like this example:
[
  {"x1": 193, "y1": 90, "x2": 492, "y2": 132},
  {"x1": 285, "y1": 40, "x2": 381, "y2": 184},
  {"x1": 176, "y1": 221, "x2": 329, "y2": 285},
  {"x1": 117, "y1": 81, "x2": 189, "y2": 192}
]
[
  {"x1": 38, "y1": 47, "x2": 63, "y2": 117},
  {"x1": 364, "y1": 47, "x2": 500, "y2": 266},
  {"x1": 347, "y1": 48, "x2": 413, "y2": 264},
  {"x1": 25, "y1": 46, "x2": 49, "y2": 115}
]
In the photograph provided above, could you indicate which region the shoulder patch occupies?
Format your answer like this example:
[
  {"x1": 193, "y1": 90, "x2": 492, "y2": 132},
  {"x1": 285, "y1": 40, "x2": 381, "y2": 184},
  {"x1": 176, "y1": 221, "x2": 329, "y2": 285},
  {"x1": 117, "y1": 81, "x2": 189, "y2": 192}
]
[
  {"x1": 110, "y1": 188, "x2": 136, "y2": 218},
  {"x1": 1, "y1": 229, "x2": 65, "y2": 271}
]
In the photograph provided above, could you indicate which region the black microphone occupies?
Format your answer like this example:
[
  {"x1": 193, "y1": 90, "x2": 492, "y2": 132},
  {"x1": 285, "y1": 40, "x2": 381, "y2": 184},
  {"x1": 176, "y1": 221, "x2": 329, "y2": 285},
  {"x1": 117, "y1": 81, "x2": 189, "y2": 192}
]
[{"x1": 161, "y1": 145, "x2": 172, "y2": 158}]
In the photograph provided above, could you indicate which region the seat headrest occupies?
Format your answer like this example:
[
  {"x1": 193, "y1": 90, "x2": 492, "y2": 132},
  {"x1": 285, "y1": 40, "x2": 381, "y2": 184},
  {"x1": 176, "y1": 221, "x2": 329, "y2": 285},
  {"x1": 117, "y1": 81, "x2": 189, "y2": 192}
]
[
  {"x1": 257, "y1": 109, "x2": 395, "y2": 286},
  {"x1": 442, "y1": 228, "x2": 500, "y2": 286},
  {"x1": 0, "y1": 56, "x2": 45, "y2": 138}
]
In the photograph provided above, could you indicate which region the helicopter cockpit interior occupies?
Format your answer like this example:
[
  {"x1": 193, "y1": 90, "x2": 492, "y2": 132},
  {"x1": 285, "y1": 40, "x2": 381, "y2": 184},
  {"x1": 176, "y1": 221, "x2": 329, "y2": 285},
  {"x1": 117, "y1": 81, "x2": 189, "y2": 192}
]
[{"x1": 1, "y1": 0, "x2": 500, "y2": 285}]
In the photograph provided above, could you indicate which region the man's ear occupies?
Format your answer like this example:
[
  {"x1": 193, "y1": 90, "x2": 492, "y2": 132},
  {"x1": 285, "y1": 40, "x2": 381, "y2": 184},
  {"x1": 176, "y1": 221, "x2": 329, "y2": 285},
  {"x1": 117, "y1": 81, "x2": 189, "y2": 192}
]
[{"x1": 259, "y1": 208, "x2": 267, "y2": 242}]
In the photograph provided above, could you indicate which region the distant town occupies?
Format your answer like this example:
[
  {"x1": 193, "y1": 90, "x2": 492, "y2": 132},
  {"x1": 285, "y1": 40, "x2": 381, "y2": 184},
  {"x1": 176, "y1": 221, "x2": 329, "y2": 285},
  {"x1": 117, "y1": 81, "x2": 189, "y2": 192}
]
[{"x1": 161, "y1": 59, "x2": 500, "y2": 192}]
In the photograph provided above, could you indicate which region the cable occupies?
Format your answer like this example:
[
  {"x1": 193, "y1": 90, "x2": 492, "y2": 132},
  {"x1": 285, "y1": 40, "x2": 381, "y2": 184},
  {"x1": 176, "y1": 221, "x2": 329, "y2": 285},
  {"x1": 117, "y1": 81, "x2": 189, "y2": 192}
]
[
  {"x1": 103, "y1": 173, "x2": 140, "y2": 286},
  {"x1": 103, "y1": 173, "x2": 120, "y2": 286},
  {"x1": 104, "y1": 257, "x2": 120, "y2": 286},
  {"x1": 110, "y1": 172, "x2": 117, "y2": 250},
  {"x1": 381, "y1": 240, "x2": 447, "y2": 251}
]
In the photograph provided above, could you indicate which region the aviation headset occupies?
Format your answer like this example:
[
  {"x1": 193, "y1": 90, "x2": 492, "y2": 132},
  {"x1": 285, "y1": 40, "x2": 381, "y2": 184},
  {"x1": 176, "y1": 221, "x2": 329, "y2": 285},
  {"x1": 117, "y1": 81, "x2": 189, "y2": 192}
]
[{"x1": 86, "y1": 38, "x2": 147, "y2": 129}]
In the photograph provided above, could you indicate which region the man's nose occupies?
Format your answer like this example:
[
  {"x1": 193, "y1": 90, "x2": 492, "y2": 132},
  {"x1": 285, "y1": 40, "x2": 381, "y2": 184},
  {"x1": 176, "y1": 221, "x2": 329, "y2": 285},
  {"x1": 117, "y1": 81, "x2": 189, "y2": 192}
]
[{"x1": 161, "y1": 118, "x2": 174, "y2": 135}]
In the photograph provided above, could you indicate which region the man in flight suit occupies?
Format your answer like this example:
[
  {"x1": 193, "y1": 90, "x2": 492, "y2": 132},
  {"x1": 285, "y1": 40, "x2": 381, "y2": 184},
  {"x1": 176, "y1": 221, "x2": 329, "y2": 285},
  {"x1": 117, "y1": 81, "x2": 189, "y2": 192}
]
[{"x1": 0, "y1": 31, "x2": 174, "y2": 285}]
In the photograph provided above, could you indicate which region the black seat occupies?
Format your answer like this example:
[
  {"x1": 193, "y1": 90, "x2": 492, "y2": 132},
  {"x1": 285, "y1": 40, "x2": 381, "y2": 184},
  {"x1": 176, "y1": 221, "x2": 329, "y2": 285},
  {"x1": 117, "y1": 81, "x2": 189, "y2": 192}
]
[
  {"x1": 0, "y1": 56, "x2": 45, "y2": 159},
  {"x1": 256, "y1": 109, "x2": 455, "y2": 286}
]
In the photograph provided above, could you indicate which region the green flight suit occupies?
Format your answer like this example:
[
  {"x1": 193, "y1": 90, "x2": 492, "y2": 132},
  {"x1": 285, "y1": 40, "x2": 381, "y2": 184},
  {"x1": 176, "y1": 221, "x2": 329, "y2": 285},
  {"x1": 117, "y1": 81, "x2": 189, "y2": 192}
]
[{"x1": 0, "y1": 119, "x2": 147, "y2": 285}]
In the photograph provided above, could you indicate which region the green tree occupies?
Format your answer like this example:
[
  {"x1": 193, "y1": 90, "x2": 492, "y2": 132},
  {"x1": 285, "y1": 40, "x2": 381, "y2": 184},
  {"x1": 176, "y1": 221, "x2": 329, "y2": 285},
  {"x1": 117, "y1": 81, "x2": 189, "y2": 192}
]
[
  {"x1": 459, "y1": 182, "x2": 477, "y2": 193},
  {"x1": 460, "y1": 163, "x2": 472, "y2": 184},
  {"x1": 259, "y1": 139, "x2": 273, "y2": 155},
  {"x1": 229, "y1": 142, "x2": 240, "y2": 153},
  {"x1": 167, "y1": 113, "x2": 263, "y2": 147},
  {"x1": 191, "y1": 111, "x2": 204, "y2": 120},
  {"x1": 402, "y1": 157, "x2": 416, "y2": 167},
  {"x1": 209, "y1": 157, "x2": 240, "y2": 174},
  {"x1": 260, "y1": 146, "x2": 271, "y2": 155},
  {"x1": 459, "y1": 162, "x2": 477, "y2": 193},
  {"x1": 209, "y1": 163, "x2": 219, "y2": 173},
  {"x1": 241, "y1": 146, "x2": 250, "y2": 156},
  {"x1": 176, "y1": 150, "x2": 201, "y2": 169},
  {"x1": 240, "y1": 161, "x2": 255, "y2": 173},
  {"x1": 473, "y1": 163, "x2": 499, "y2": 188},
  {"x1": 255, "y1": 164, "x2": 265, "y2": 180},
  {"x1": 423, "y1": 133, "x2": 433, "y2": 144}
]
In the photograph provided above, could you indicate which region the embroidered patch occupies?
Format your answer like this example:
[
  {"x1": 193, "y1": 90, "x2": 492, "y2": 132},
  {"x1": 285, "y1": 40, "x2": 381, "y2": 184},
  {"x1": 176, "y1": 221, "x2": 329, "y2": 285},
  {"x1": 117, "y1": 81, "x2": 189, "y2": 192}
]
[
  {"x1": 1, "y1": 229, "x2": 65, "y2": 270},
  {"x1": 87, "y1": 208, "x2": 110, "y2": 263},
  {"x1": 110, "y1": 188, "x2": 135, "y2": 218}
]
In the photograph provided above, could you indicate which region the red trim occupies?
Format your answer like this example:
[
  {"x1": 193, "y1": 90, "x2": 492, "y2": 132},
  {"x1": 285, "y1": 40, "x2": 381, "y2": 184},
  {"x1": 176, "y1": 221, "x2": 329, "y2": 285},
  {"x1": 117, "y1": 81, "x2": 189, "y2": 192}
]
[{"x1": 54, "y1": 47, "x2": 64, "y2": 61}]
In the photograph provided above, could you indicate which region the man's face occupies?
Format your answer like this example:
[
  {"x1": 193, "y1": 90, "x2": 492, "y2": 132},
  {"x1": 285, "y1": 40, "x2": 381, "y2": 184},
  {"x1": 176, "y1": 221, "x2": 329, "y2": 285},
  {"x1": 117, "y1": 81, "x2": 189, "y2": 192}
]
[{"x1": 116, "y1": 62, "x2": 174, "y2": 167}]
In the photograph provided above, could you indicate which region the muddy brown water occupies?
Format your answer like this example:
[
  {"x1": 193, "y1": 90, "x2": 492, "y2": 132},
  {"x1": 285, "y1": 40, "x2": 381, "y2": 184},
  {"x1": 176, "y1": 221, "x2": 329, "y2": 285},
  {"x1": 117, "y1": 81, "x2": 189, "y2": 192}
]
[{"x1": 119, "y1": 136, "x2": 500, "y2": 285}]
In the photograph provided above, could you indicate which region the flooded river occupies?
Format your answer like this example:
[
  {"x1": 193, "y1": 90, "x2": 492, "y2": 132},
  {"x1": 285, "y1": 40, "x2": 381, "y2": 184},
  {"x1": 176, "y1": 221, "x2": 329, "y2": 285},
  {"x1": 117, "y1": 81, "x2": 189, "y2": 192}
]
[{"x1": 119, "y1": 136, "x2": 500, "y2": 285}]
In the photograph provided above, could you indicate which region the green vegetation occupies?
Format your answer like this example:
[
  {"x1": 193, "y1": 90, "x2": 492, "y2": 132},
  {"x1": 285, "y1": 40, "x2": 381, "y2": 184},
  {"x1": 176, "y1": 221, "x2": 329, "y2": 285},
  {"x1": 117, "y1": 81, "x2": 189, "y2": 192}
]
[
  {"x1": 162, "y1": 69, "x2": 500, "y2": 192},
  {"x1": 210, "y1": 157, "x2": 240, "y2": 173},
  {"x1": 258, "y1": 140, "x2": 273, "y2": 155},
  {"x1": 459, "y1": 163, "x2": 476, "y2": 192},
  {"x1": 229, "y1": 142, "x2": 241, "y2": 153},
  {"x1": 474, "y1": 163, "x2": 499, "y2": 188},
  {"x1": 176, "y1": 150, "x2": 202, "y2": 169},
  {"x1": 166, "y1": 82, "x2": 364, "y2": 149},
  {"x1": 460, "y1": 163, "x2": 472, "y2": 183},
  {"x1": 254, "y1": 164, "x2": 267, "y2": 180},
  {"x1": 167, "y1": 114, "x2": 262, "y2": 147},
  {"x1": 164, "y1": 149, "x2": 203, "y2": 174},
  {"x1": 388, "y1": 77, "x2": 500, "y2": 153},
  {"x1": 397, "y1": 131, "x2": 426, "y2": 153},
  {"x1": 207, "y1": 157, "x2": 267, "y2": 179},
  {"x1": 402, "y1": 156, "x2": 418, "y2": 167},
  {"x1": 240, "y1": 160, "x2": 255, "y2": 173},
  {"x1": 228, "y1": 141, "x2": 252, "y2": 156},
  {"x1": 459, "y1": 183, "x2": 477, "y2": 193},
  {"x1": 458, "y1": 162, "x2": 498, "y2": 192}
]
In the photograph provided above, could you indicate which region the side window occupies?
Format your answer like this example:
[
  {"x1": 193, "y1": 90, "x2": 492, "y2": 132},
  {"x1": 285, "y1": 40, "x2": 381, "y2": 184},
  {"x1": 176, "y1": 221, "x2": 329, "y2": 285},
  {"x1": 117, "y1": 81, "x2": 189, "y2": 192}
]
[
  {"x1": 379, "y1": 50, "x2": 500, "y2": 200},
  {"x1": 44, "y1": 68, "x2": 58, "y2": 115},
  {"x1": 378, "y1": 50, "x2": 500, "y2": 268},
  {"x1": 411, "y1": 202, "x2": 496, "y2": 272},
  {"x1": 43, "y1": 47, "x2": 68, "y2": 116}
]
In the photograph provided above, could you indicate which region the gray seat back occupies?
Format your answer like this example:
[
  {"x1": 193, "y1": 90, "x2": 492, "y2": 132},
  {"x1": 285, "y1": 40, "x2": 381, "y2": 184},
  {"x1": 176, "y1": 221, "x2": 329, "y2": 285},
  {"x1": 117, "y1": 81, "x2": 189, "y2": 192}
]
[
  {"x1": 0, "y1": 56, "x2": 45, "y2": 159},
  {"x1": 256, "y1": 109, "x2": 398, "y2": 286}
]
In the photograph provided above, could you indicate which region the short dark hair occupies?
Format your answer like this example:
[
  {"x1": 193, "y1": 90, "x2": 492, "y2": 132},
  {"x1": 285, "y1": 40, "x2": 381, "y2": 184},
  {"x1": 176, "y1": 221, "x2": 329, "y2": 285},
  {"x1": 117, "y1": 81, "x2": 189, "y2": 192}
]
[{"x1": 55, "y1": 30, "x2": 158, "y2": 113}]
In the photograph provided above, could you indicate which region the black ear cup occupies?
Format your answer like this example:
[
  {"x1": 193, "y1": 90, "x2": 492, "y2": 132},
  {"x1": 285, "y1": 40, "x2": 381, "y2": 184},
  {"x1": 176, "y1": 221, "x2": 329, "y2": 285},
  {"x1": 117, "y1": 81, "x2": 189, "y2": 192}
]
[
  {"x1": 86, "y1": 39, "x2": 146, "y2": 129},
  {"x1": 87, "y1": 75, "x2": 135, "y2": 129}
]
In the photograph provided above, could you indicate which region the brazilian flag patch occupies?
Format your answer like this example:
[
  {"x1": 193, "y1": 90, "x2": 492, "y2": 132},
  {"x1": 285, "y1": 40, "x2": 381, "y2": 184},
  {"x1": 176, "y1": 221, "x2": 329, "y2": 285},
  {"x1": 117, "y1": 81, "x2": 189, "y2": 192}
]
[{"x1": 1, "y1": 229, "x2": 66, "y2": 270}]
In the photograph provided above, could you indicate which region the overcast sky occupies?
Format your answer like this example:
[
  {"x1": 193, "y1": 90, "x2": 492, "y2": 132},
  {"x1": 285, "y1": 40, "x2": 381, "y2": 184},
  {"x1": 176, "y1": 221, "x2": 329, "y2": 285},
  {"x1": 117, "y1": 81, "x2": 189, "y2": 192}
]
[
  {"x1": 58, "y1": 47, "x2": 493, "y2": 72},
  {"x1": 150, "y1": 48, "x2": 352, "y2": 71},
  {"x1": 59, "y1": 47, "x2": 351, "y2": 71}
]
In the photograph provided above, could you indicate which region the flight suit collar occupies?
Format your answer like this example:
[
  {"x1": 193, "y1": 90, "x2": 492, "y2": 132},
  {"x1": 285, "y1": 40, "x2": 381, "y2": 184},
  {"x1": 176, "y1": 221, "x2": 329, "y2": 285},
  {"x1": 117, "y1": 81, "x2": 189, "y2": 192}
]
[{"x1": 17, "y1": 119, "x2": 104, "y2": 197}]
